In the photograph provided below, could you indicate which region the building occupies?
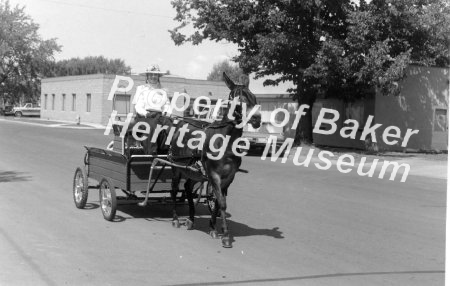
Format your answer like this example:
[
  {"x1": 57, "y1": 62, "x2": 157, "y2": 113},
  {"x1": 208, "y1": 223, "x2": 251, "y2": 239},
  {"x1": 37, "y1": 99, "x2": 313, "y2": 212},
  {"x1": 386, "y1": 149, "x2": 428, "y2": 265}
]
[
  {"x1": 248, "y1": 75, "x2": 297, "y2": 137},
  {"x1": 40, "y1": 74, "x2": 298, "y2": 138},
  {"x1": 40, "y1": 74, "x2": 231, "y2": 125},
  {"x1": 312, "y1": 66, "x2": 449, "y2": 151}
]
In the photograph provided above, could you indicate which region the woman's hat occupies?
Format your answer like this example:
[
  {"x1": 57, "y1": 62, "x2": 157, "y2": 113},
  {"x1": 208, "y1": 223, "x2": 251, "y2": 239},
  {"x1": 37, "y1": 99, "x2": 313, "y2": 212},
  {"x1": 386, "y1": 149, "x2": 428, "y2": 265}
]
[{"x1": 146, "y1": 64, "x2": 166, "y2": 74}]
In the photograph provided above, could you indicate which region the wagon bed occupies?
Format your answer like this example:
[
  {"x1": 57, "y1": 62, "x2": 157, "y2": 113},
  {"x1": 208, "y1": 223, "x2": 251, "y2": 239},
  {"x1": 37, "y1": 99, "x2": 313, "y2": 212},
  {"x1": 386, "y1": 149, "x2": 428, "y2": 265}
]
[{"x1": 73, "y1": 130, "x2": 208, "y2": 221}]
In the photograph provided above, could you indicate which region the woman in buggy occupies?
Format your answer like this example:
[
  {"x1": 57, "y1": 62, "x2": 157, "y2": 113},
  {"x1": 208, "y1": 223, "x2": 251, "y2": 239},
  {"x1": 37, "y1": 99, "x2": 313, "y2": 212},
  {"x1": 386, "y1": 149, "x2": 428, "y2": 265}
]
[
  {"x1": 134, "y1": 64, "x2": 170, "y2": 118},
  {"x1": 132, "y1": 64, "x2": 173, "y2": 155}
]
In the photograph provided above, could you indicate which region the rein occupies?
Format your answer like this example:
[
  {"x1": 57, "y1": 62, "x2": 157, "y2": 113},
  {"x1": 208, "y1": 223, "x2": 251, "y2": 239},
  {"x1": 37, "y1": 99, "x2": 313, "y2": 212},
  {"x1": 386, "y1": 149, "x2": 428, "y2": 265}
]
[{"x1": 167, "y1": 85, "x2": 250, "y2": 167}]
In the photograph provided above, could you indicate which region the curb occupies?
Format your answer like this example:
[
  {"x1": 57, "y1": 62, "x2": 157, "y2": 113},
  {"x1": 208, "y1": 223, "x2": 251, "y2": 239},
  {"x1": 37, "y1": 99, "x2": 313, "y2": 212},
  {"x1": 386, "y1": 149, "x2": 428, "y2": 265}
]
[{"x1": 0, "y1": 117, "x2": 106, "y2": 129}]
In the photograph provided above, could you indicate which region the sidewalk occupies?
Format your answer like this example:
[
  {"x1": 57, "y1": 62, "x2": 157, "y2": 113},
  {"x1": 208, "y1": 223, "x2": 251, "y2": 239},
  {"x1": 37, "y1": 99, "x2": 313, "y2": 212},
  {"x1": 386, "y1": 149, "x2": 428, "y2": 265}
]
[
  {"x1": 0, "y1": 116, "x2": 105, "y2": 129},
  {"x1": 286, "y1": 146, "x2": 448, "y2": 180}
]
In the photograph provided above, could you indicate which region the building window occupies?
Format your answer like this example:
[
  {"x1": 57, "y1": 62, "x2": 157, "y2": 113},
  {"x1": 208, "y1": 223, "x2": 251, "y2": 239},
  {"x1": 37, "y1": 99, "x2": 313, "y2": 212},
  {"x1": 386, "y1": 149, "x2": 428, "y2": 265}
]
[
  {"x1": 113, "y1": 94, "x2": 130, "y2": 115},
  {"x1": 44, "y1": 94, "x2": 47, "y2": 110},
  {"x1": 72, "y1": 94, "x2": 76, "y2": 111},
  {"x1": 62, "y1": 94, "x2": 66, "y2": 111},
  {"x1": 52, "y1": 94, "x2": 55, "y2": 110},
  {"x1": 86, "y1": 93, "x2": 91, "y2": 112}
]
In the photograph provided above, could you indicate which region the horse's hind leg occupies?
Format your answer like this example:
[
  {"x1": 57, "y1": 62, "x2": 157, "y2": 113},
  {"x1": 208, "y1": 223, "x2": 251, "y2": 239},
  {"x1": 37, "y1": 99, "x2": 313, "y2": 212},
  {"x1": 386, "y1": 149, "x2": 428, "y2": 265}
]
[
  {"x1": 171, "y1": 168, "x2": 181, "y2": 228},
  {"x1": 184, "y1": 179, "x2": 195, "y2": 230}
]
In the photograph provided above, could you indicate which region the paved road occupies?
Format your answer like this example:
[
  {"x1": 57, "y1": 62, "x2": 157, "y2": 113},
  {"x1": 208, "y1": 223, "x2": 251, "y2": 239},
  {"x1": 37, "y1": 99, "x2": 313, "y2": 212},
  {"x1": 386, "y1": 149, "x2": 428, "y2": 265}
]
[{"x1": 0, "y1": 119, "x2": 445, "y2": 286}]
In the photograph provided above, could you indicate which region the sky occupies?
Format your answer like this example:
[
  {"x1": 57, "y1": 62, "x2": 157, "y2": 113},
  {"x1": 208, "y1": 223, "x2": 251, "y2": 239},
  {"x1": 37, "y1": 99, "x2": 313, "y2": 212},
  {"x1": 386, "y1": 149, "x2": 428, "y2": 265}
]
[{"x1": 8, "y1": 0, "x2": 239, "y2": 79}]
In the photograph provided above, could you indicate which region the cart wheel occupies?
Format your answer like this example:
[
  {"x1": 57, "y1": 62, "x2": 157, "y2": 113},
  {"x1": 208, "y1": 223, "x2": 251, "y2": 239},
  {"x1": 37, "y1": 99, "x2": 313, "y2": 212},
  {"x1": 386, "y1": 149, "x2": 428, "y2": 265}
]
[
  {"x1": 73, "y1": 167, "x2": 88, "y2": 209},
  {"x1": 99, "y1": 178, "x2": 117, "y2": 221}
]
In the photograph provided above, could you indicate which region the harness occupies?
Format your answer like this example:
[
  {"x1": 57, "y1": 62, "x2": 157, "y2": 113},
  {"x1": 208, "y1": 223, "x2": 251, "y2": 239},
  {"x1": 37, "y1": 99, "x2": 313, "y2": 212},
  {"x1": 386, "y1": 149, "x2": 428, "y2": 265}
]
[{"x1": 167, "y1": 85, "x2": 256, "y2": 179}]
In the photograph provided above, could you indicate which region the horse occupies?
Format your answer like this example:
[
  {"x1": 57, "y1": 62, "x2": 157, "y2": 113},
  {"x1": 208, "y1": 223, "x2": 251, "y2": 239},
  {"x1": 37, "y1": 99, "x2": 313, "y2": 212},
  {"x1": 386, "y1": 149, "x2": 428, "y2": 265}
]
[{"x1": 169, "y1": 72, "x2": 261, "y2": 248}]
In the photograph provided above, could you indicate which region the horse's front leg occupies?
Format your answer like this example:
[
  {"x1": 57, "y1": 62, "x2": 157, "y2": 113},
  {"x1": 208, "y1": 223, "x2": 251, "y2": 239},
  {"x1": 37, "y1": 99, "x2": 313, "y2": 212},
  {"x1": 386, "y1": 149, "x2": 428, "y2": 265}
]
[
  {"x1": 208, "y1": 196, "x2": 220, "y2": 239},
  {"x1": 218, "y1": 188, "x2": 231, "y2": 248},
  {"x1": 209, "y1": 174, "x2": 231, "y2": 248},
  {"x1": 171, "y1": 168, "x2": 181, "y2": 228}
]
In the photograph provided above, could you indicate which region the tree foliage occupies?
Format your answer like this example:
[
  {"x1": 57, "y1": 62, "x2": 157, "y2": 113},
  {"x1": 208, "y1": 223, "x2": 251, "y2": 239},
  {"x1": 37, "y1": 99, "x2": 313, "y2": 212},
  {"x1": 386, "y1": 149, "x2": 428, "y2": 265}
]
[
  {"x1": 170, "y1": 0, "x2": 351, "y2": 91},
  {"x1": 50, "y1": 56, "x2": 131, "y2": 77},
  {"x1": 170, "y1": 0, "x2": 450, "y2": 143},
  {"x1": 170, "y1": 0, "x2": 353, "y2": 142},
  {"x1": 304, "y1": 0, "x2": 450, "y2": 100},
  {"x1": 0, "y1": 0, "x2": 60, "y2": 104},
  {"x1": 206, "y1": 59, "x2": 245, "y2": 82}
]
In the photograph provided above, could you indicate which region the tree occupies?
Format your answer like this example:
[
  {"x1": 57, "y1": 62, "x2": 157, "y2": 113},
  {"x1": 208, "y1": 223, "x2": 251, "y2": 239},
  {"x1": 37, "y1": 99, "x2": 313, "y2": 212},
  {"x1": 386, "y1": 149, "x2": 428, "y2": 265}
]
[
  {"x1": 170, "y1": 0, "x2": 353, "y2": 143},
  {"x1": 0, "y1": 0, "x2": 60, "y2": 104},
  {"x1": 170, "y1": 0, "x2": 449, "y2": 144},
  {"x1": 50, "y1": 56, "x2": 131, "y2": 77},
  {"x1": 207, "y1": 60, "x2": 245, "y2": 82},
  {"x1": 304, "y1": 0, "x2": 450, "y2": 101}
]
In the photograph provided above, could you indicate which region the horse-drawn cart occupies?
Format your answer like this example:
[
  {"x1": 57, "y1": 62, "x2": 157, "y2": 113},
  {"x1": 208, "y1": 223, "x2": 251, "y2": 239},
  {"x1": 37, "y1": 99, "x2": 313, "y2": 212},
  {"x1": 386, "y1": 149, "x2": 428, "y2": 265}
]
[
  {"x1": 73, "y1": 72, "x2": 260, "y2": 248},
  {"x1": 72, "y1": 126, "x2": 209, "y2": 222}
]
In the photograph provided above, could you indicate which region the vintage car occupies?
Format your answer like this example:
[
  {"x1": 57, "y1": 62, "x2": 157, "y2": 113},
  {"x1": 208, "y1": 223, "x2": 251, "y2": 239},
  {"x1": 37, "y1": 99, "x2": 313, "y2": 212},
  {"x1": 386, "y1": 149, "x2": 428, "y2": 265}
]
[
  {"x1": 13, "y1": 103, "x2": 41, "y2": 117},
  {"x1": 188, "y1": 104, "x2": 286, "y2": 155},
  {"x1": 0, "y1": 105, "x2": 14, "y2": 116},
  {"x1": 242, "y1": 122, "x2": 285, "y2": 154}
]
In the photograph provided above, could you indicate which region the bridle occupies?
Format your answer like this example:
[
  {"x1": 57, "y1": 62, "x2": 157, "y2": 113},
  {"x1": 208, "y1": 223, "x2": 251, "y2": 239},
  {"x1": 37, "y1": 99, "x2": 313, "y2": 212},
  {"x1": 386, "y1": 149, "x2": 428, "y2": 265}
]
[{"x1": 222, "y1": 85, "x2": 256, "y2": 127}]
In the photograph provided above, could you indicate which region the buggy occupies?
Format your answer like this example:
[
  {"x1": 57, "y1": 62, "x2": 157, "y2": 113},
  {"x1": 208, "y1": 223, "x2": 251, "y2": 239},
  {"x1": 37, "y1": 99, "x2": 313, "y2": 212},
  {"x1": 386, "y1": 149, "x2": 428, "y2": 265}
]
[{"x1": 72, "y1": 124, "x2": 209, "y2": 221}]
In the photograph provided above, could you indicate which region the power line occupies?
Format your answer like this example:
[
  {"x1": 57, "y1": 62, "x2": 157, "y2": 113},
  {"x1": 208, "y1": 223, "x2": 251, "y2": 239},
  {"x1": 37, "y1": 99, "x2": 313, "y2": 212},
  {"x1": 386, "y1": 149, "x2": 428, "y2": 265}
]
[{"x1": 39, "y1": 0, "x2": 174, "y2": 18}]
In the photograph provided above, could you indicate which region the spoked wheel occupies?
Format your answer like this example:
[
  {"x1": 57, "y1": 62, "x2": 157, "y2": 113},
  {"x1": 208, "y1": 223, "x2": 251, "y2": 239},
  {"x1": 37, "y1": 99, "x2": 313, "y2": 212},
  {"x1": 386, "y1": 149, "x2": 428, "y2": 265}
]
[
  {"x1": 99, "y1": 178, "x2": 117, "y2": 221},
  {"x1": 73, "y1": 167, "x2": 88, "y2": 209}
]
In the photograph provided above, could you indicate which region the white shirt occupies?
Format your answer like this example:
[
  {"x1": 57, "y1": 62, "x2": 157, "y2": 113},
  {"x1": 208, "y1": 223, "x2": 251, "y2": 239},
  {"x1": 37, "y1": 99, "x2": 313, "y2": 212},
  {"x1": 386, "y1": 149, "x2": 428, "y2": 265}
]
[{"x1": 134, "y1": 84, "x2": 170, "y2": 116}]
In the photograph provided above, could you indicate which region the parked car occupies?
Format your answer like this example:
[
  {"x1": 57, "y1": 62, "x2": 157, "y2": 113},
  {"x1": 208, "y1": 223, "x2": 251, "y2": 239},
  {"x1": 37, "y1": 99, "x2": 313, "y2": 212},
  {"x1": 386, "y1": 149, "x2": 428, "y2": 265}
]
[
  {"x1": 0, "y1": 105, "x2": 14, "y2": 116},
  {"x1": 13, "y1": 103, "x2": 41, "y2": 117},
  {"x1": 187, "y1": 104, "x2": 286, "y2": 155},
  {"x1": 242, "y1": 122, "x2": 286, "y2": 155}
]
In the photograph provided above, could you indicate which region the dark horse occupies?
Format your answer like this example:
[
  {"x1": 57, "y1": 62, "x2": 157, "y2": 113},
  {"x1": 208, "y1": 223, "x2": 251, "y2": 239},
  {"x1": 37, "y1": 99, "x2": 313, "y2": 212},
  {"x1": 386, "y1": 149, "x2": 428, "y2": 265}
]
[{"x1": 168, "y1": 72, "x2": 261, "y2": 248}]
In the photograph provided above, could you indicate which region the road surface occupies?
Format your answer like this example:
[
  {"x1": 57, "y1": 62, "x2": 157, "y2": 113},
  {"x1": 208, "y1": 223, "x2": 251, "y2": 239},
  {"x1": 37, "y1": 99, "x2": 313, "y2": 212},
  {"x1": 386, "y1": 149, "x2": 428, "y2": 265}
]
[{"x1": 0, "y1": 118, "x2": 445, "y2": 285}]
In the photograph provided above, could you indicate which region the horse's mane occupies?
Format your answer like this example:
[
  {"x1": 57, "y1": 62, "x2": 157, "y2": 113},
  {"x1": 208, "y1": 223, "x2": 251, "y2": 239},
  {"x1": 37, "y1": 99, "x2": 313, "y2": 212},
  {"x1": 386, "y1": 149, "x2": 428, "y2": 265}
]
[{"x1": 230, "y1": 85, "x2": 257, "y2": 107}]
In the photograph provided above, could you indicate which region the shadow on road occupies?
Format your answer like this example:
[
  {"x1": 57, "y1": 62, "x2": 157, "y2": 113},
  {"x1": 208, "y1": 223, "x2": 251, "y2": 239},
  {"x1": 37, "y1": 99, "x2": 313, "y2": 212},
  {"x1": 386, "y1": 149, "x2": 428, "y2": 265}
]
[
  {"x1": 84, "y1": 203, "x2": 99, "y2": 210},
  {"x1": 99, "y1": 201, "x2": 284, "y2": 240},
  {"x1": 0, "y1": 171, "x2": 31, "y2": 183},
  {"x1": 193, "y1": 217, "x2": 284, "y2": 239},
  {"x1": 112, "y1": 202, "x2": 212, "y2": 222}
]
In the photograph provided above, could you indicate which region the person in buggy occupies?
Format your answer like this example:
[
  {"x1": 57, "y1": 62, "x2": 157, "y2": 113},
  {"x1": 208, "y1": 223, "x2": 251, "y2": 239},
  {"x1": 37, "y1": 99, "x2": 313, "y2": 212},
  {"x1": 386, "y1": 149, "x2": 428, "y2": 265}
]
[
  {"x1": 134, "y1": 64, "x2": 170, "y2": 118},
  {"x1": 132, "y1": 64, "x2": 173, "y2": 155}
]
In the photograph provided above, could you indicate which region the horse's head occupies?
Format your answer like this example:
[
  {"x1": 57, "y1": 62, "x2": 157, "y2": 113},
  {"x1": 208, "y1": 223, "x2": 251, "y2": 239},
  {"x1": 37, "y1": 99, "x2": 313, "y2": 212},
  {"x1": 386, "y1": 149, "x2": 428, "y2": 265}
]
[{"x1": 223, "y1": 72, "x2": 261, "y2": 129}]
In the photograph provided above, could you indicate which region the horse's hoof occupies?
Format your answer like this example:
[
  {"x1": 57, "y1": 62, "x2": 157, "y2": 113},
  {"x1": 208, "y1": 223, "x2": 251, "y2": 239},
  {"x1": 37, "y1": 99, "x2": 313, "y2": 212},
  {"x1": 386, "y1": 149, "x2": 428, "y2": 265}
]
[
  {"x1": 221, "y1": 237, "x2": 232, "y2": 248},
  {"x1": 172, "y1": 219, "x2": 180, "y2": 228},
  {"x1": 210, "y1": 230, "x2": 219, "y2": 239},
  {"x1": 186, "y1": 219, "x2": 194, "y2": 230}
]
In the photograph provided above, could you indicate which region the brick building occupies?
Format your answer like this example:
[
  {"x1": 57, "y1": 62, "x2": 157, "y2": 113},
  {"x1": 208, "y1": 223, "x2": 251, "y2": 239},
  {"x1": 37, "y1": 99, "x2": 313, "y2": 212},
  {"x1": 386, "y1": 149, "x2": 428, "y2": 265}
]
[
  {"x1": 40, "y1": 74, "x2": 298, "y2": 137},
  {"x1": 40, "y1": 74, "x2": 231, "y2": 125}
]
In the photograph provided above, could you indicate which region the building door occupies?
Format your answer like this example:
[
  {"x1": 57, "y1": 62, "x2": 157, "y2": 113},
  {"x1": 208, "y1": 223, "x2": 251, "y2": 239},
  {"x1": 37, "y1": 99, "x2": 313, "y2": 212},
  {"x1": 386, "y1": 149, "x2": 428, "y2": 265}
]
[{"x1": 432, "y1": 107, "x2": 448, "y2": 151}]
